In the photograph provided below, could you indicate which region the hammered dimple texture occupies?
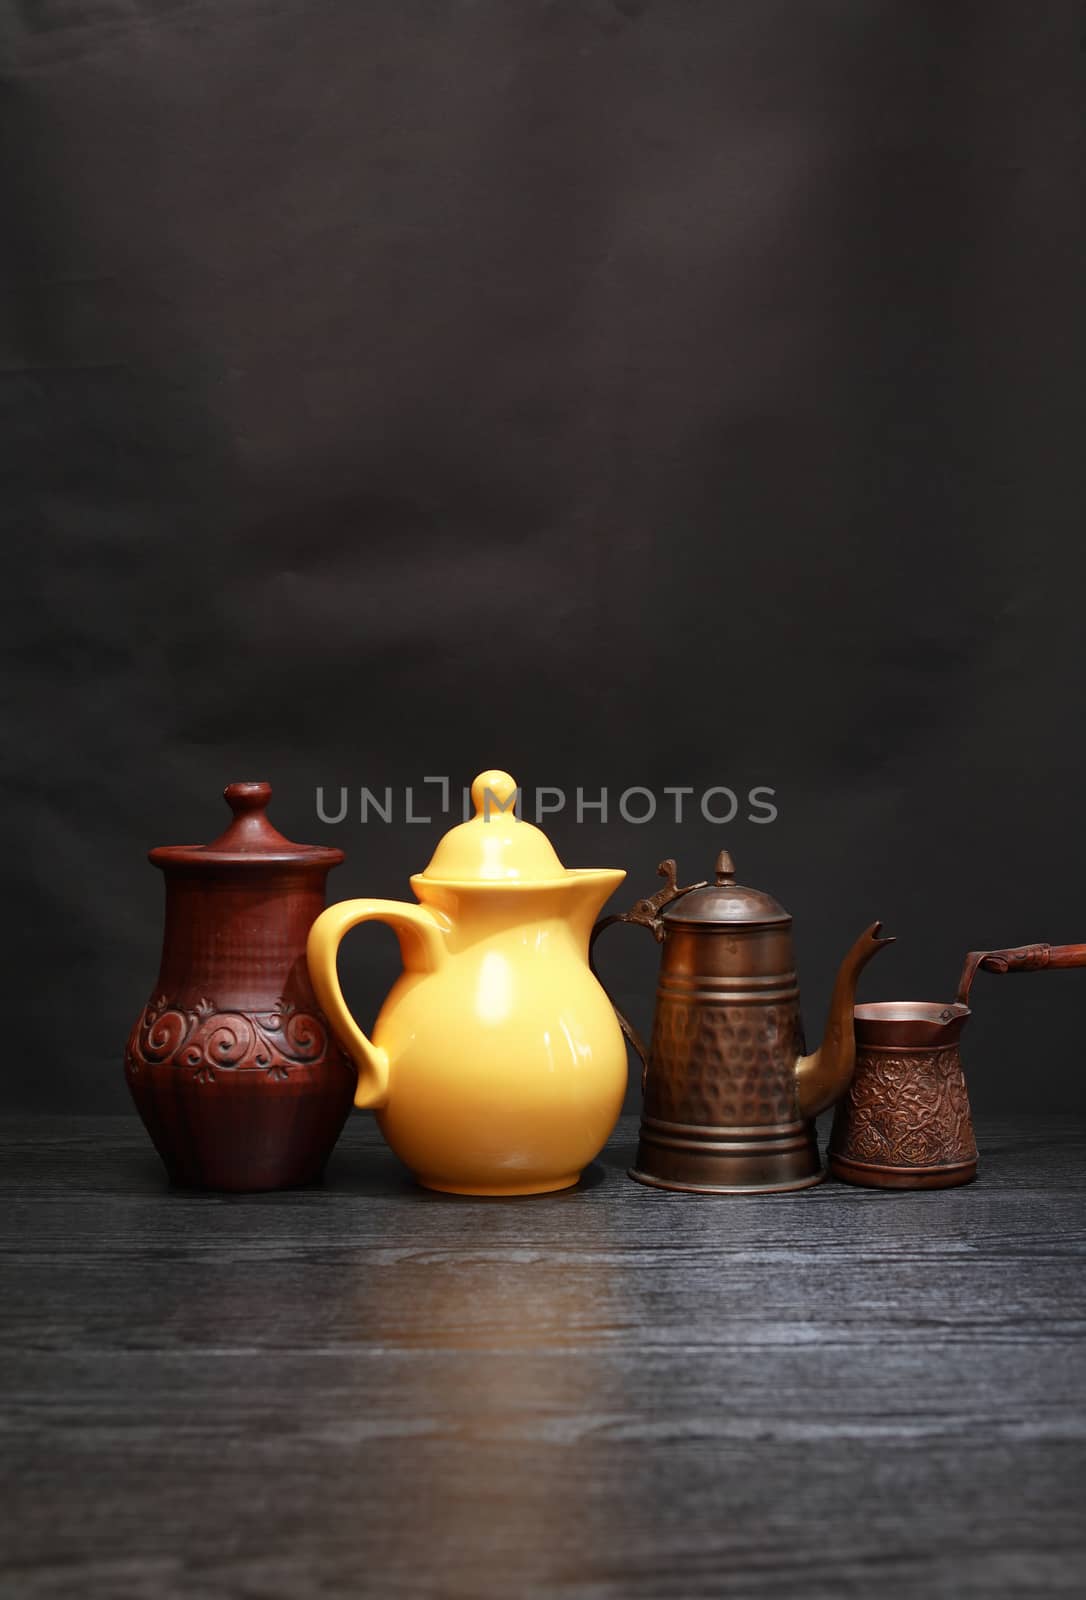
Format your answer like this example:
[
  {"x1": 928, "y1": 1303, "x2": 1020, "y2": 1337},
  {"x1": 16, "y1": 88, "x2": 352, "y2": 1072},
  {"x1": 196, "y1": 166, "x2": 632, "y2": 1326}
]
[{"x1": 645, "y1": 999, "x2": 803, "y2": 1126}]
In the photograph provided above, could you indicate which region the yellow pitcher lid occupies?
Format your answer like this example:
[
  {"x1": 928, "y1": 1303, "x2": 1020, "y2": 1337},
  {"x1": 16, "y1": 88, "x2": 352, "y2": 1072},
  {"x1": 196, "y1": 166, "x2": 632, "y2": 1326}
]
[{"x1": 418, "y1": 770, "x2": 567, "y2": 883}]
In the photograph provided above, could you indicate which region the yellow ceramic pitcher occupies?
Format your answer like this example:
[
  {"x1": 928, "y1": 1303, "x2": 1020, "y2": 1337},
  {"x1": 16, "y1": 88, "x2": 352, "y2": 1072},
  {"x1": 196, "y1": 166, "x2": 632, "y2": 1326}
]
[{"x1": 306, "y1": 770, "x2": 628, "y2": 1195}]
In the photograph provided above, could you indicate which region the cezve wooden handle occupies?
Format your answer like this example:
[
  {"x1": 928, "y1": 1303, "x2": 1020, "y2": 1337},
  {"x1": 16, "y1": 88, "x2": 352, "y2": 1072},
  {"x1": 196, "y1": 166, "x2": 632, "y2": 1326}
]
[{"x1": 956, "y1": 942, "x2": 1086, "y2": 1006}]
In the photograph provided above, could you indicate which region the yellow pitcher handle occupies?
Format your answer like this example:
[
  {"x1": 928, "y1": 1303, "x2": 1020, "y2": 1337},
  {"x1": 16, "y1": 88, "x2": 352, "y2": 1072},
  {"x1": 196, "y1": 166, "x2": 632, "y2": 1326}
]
[{"x1": 307, "y1": 899, "x2": 448, "y2": 1110}]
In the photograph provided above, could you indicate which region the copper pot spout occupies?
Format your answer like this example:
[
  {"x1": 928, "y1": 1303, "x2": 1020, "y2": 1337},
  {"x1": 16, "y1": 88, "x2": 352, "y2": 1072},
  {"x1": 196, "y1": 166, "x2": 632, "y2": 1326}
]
[{"x1": 794, "y1": 922, "x2": 895, "y2": 1120}]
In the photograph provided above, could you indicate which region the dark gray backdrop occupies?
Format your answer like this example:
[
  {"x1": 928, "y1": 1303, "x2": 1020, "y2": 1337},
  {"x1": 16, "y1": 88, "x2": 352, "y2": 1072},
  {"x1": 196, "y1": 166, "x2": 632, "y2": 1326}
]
[{"x1": 3, "y1": 2, "x2": 1084, "y2": 1115}]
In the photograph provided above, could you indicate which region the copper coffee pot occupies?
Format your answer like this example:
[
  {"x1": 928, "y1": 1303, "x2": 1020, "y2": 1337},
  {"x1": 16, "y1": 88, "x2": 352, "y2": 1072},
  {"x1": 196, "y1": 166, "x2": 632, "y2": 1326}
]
[
  {"x1": 829, "y1": 940, "x2": 1086, "y2": 1189},
  {"x1": 591, "y1": 853, "x2": 892, "y2": 1193}
]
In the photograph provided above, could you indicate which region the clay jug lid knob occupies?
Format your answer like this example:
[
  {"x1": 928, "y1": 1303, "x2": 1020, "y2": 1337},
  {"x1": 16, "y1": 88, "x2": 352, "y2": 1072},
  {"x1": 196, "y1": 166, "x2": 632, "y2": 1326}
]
[
  {"x1": 715, "y1": 850, "x2": 736, "y2": 885},
  {"x1": 209, "y1": 781, "x2": 291, "y2": 853},
  {"x1": 148, "y1": 781, "x2": 344, "y2": 869},
  {"x1": 224, "y1": 780, "x2": 272, "y2": 816}
]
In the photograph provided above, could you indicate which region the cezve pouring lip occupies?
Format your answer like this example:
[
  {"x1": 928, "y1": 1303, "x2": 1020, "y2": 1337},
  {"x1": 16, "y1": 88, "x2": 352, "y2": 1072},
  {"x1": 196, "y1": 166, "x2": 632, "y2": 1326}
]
[{"x1": 853, "y1": 999, "x2": 971, "y2": 1049}]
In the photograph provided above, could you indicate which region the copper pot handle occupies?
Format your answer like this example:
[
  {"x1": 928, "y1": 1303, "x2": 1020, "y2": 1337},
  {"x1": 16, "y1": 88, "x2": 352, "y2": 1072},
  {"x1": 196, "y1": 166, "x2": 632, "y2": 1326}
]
[
  {"x1": 955, "y1": 942, "x2": 1086, "y2": 1006},
  {"x1": 589, "y1": 859, "x2": 706, "y2": 1092}
]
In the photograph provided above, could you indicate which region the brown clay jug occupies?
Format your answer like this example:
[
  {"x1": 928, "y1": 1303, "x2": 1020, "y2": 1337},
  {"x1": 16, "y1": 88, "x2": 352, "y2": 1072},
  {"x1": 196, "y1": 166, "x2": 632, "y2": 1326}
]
[{"x1": 125, "y1": 782, "x2": 355, "y2": 1190}]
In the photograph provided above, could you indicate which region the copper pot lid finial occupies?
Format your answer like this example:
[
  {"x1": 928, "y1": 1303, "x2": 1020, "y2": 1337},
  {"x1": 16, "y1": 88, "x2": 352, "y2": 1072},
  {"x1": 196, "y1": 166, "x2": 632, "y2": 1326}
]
[{"x1": 661, "y1": 848, "x2": 790, "y2": 929}]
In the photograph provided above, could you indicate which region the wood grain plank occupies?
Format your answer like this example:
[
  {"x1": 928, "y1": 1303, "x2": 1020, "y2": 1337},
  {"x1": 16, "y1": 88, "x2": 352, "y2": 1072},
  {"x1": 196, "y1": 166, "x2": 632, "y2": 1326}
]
[{"x1": 1, "y1": 1115, "x2": 1083, "y2": 1599}]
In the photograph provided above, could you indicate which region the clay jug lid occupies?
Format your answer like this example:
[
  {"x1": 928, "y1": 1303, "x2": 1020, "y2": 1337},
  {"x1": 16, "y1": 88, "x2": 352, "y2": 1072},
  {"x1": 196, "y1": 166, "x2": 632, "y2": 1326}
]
[
  {"x1": 661, "y1": 850, "x2": 790, "y2": 928},
  {"x1": 418, "y1": 769, "x2": 568, "y2": 883},
  {"x1": 149, "y1": 782, "x2": 344, "y2": 870}
]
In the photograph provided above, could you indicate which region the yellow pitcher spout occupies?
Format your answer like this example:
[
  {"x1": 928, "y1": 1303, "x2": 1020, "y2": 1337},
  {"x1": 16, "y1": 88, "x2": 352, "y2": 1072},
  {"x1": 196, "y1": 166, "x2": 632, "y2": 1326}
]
[
  {"x1": 561, "y1": 869, "x2": 628, "y2": 949},
  {"x1": 794, "y1": 922, "x2": 894, "y2": 1120}
]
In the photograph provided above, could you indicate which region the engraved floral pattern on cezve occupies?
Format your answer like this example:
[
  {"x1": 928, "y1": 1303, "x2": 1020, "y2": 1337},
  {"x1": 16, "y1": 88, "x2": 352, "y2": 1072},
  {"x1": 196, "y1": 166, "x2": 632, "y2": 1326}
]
[
  {"x1": 125, "y1": 996, "x2": 334, "y2": 1085},
  {"x1": 834, "y1": 1049, "x2": 977, "y2": 1167}
]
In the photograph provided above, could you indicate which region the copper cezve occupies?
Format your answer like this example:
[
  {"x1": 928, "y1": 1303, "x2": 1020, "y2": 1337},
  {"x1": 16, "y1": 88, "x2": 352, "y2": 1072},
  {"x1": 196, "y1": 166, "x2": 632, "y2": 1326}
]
[{"x1": 829, "y1": 940, "x2": 1086, "y2": 1189}]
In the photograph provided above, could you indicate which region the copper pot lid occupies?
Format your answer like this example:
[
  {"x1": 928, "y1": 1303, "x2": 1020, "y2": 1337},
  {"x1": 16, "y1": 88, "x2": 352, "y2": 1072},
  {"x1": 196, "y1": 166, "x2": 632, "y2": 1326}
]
[
  {"x1": 149, "y1": 782, "x2": 344, "y2": 870},
  {"x1": 661, "y1": 851, "x2": 790, "y2": 929}
]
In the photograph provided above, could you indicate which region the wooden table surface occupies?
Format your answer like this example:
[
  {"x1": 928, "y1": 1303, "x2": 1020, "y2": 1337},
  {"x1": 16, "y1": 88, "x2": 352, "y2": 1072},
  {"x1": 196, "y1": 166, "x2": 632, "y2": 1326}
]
[{"x1": 1, "y1": 1114, "x2": 1084, "y2": 1599}]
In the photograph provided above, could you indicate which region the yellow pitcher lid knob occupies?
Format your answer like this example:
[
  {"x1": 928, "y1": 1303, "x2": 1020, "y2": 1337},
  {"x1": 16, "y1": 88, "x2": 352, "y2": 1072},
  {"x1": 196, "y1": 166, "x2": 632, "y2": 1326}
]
[{"x1": 471, "y1": 769, "x2": 518, "y2": 819}]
